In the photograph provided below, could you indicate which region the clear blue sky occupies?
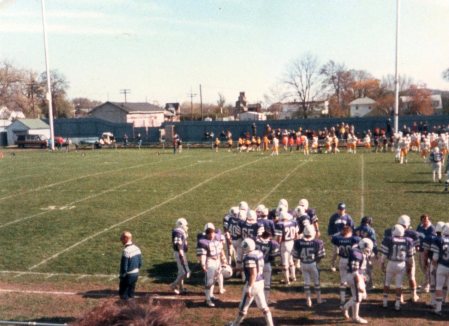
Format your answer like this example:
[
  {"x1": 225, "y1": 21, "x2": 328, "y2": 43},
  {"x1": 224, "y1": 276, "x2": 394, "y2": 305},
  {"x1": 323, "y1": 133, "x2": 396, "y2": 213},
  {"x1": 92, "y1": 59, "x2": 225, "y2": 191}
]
[{"x1": 1, "y1": 0, "x2": 448, "y2": 106}]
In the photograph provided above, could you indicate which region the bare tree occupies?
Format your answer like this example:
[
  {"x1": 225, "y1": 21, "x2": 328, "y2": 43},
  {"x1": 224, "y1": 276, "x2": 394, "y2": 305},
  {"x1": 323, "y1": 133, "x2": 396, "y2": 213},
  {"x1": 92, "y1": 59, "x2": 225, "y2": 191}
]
[
  {"x1": 381, "y1": 74, "x2": 414, "y2": 92},
  {"x1": 39, "y1": 70, "x2": 72, "y2": 118},
  {"x1": 284, "y1": 53, "x2": 322, "y2": 118}
]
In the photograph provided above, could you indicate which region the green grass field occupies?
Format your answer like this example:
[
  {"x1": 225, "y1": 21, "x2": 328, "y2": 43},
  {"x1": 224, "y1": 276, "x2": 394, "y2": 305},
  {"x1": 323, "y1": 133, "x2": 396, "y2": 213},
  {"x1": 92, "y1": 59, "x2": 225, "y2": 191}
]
[{"x1": 0, "y1": 147, "x2": 447, "y2": 323}]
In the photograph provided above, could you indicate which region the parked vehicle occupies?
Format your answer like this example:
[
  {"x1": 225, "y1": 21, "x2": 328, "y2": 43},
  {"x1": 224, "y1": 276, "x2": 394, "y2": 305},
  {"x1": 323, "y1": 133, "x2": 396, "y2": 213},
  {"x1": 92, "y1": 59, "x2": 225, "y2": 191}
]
[
  {"x1": 16, "y1": 134, "x2": 48, "y2": 149},
  {"x1": 96, "y1": 132, "x2": 116, "y2": 148}
]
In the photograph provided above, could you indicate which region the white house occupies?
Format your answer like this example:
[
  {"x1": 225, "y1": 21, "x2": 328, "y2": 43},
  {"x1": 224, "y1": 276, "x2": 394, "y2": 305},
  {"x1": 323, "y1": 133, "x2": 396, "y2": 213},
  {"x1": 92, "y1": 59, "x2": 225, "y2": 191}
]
[
  {"x1": 6, "y1": 119, "x2": 50, "y2": 146},
  {"x1": 0, "y1": 106, "x2": 25, "y2": 120},
  {"x1": 238, "y1": 111, "x2": 267, "y2": 121},
  {"x1": 274, "y1": 100, "x2": 329, "y2": 119},
  {"x1": 349, "y1": 97, "x2": 377, "y2": 117},
  {"x1": 400, "y1": 94, "x2": 443, "y2": 112},
  {"x1": 89, "y1": 102, "x2": 174, "y2": 128}
]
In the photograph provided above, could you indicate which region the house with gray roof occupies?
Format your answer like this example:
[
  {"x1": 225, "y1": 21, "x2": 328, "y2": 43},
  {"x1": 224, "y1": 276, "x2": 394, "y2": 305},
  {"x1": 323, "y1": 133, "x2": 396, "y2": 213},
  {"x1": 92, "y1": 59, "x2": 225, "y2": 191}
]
[
  {"x1": 6, "y1": 119, "x2": 50, "y2": 146},
  {"x1": 89, "y1": 101, "x2": 177, "y2": 128}
]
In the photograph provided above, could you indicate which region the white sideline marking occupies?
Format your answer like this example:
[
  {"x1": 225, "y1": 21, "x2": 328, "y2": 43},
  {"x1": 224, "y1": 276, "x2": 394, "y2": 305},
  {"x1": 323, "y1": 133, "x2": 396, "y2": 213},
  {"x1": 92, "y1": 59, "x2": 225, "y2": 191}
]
[
  {"x1": 0, "y1": 158, "x2": 198, "y2": 229},
  {"x1": 0, "y1": 289, "x2": 78, "y2": 296},
  {"x1": 360, "y1": 154, "x2": 365, "y2": 218},
  {"x1": 28, "y1": 157, "x2": 268, "y2": 271},
  {"x1": 0, "y1": 155, "x2": 190, "y2": 202},
  {"x1": 0, "y1": 270, "x2": 117, "y2": 278},
  {"x1": 256, "y1": 158, "x2": 311, "y2": 205}
]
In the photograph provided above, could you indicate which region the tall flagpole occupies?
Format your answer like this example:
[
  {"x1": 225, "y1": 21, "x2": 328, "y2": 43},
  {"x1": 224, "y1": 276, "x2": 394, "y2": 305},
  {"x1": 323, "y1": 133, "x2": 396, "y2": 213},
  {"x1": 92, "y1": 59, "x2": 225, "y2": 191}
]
[
  {"x1": 40, "y1": 0, "x2": 55, "y2": 150},
  {"x1": 394, "y1": 0, "x2": 400, "y2": 134}
]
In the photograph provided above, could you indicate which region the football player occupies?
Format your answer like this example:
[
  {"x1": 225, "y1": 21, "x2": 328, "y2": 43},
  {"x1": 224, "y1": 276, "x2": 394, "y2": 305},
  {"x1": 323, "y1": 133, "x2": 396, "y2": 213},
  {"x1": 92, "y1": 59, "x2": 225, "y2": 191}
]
[
  {"x1": 256, "y1": 204, "x2": 275, "y2": 239},
  {"x1": 341, "y1": 238, "x2": 374, "y2": 324},
  {"x1": 380, "y1": 224, "x2": 415, "y2": 310},
  {"x1": 223, "y1": 206, "x2": 240, "y2": 265},
  {"x1": 240, "y1": 210, "x2": 264, "y2": 241},
  {"x1": 328, "y1": 203, "x2": 355, "y2": 272},
  {"x1": 331, "y1": 225, "x2": 361, "y2": 307},
  {"x1": 170, "y1": 218, "x2": 190, "y2": 295},
  {"x1": 384, "y1": 214, "x2": 420, "y2": 302},
  {"x1": 255, "y1": 230, "x2": 280, "y2": 303},
  {"x1": 297, "y1": 198, "x2": 320, "y2": 237},
  {"x1": 423, "y1": 221, "x2": 446, "y2": 306},
  {"x1": 429, "y1": 147, "x2": 443, "y2": 182},
  {"x1": 430, "y1": 223, "x2": 449, "y2": 315},
  {"x1": 227, "y1": 238, "x2": 274, "y2": 326},
  {"x1": 196, "y1": 223, "x2": 227, "y2": 307},
  {"x1": 416, "y1": 214, "x2": 436, "y2": 293},
  {"x1": 275, "y1": 211, "x2": 299, "y2": 285},
  {"x1": 354, "y1": 216, "x2": 378, "y2": 290},
  {"x1": 292, "y1": 224, "x2": 325, "y2": 307}
]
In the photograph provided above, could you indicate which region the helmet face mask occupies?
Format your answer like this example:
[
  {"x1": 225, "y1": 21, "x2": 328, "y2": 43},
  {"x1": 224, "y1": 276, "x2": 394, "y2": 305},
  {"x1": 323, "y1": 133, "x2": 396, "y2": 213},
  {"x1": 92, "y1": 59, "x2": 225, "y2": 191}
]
[{"x1": 295, "y1": 205, "x2": 306, "y2": 217}]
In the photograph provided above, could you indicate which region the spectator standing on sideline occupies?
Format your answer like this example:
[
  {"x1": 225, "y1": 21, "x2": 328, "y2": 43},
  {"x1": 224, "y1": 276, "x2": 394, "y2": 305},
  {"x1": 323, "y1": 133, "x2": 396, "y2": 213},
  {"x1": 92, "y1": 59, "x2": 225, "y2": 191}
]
[
  {"x1": 173, "y1": 133, "x2": 179, "y2": 154},
  {"x1": 119, "y1": 231, "x2": 142, "y2": 300},
  {"x1": 136, "y1": 133, "x2": 142, "y2": 149},
  {"x1": 123, "y1": 133, "x2": 128, "y2": 147}
]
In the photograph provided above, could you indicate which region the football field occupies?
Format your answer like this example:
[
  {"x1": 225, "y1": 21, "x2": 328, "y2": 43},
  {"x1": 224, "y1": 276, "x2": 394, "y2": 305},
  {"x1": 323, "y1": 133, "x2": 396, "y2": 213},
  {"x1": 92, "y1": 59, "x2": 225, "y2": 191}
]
[{"x1": 0, "y1": 147, "x2": 447, "y2": 324}]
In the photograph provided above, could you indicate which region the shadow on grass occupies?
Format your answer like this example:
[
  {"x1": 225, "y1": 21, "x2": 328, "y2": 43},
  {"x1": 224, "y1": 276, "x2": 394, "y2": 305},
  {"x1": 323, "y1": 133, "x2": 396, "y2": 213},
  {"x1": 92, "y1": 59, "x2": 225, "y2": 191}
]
[
  {"x1": 406, "y1": 190, "x2": 448, "y2": 194},
  {"x1": 145, "y1": 262, "x2": 205, "y2": 285},
  {"x1": 22, "y1": 317, "x2": 77, "y2": 324}
]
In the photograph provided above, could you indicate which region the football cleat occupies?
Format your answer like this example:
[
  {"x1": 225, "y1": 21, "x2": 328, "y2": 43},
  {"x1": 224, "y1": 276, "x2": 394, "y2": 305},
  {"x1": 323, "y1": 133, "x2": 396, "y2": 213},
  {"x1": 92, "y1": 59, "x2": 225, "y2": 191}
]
[
  {"x1": 353, "y1": 317, "x2": 368, "y2": 324},
  {"x1": 206, "y1": 300, "x2": 215, "y2": 307}
]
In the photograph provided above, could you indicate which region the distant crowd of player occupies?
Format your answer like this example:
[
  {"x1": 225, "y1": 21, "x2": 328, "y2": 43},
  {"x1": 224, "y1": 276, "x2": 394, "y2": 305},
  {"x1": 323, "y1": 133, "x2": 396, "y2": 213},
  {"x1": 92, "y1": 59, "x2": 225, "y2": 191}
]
[{"x1": 170, "y1": 198, "x2": 449, "y2": 325}]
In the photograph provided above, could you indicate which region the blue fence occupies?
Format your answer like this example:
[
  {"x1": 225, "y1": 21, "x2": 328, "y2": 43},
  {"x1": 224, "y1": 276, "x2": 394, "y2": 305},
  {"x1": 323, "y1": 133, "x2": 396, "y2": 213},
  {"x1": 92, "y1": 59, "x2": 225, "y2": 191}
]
[{"x1": 53, "y1": 115, "x2": 449, "y2": 144}]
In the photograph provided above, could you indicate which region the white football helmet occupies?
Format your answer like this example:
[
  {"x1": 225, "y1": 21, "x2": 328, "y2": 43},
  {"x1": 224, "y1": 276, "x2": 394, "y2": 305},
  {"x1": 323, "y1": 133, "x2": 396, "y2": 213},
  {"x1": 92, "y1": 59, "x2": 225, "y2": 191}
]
[
  {"x1": 434, "y1": 147, "x2": 440, "y2": 153},
  {"x1": 359, "y1": 238, "x2": 374, "y2": 255},
  {"x1": 239, "y1": 201, "x2": 249, "y2": 212},
  {"x1": 276, "y1": 204, "x2": 288, "y2": 217},
  {"x1": 176, "y1": 218, "x2": 188, "y2": 232},
  {"x1": 255, "y1": 204, "x2": 266, "y2": 217},
  {"x1": 435, "y1": 221, "x2": 446, "y2": 234},
  {"x1": 246, "y1": 210, "x2": 257, "y2": 224},
  {"x1": 443, "y1": 223, "x2": 449, "y2": 237},
  {"x1": 203, "y1": 222, "x2": 215, "y2": 231},
  {"x1": 278, "y1": 198, "x2": 288, "y2": 209},
  {"x1": 397, "y1": 214, "x2": 411, "y2": 228},
  {"x1": 303, "y1": 225, "x2": 316, "y2": 239},
  {"x1": 392, "y1": 224, "x2": 405, "y2": 237},
  {"x1": 298, "y1": 198, "x2": 309, "y2": 210},
  {"x1": 280, "y1": 211, "x2": 293, "y2": 221},
  {"x1": 241, "y1": 238, "x2": 256, "y2": 254},
  {"x1": 229, "y1": 206, "x2": 239, "y2": 217},
  {"x1": 221, "y1": 264, "x2": 233, "y2": 279},
  {"x1": 295, "y1": 205, "x2": 307, "y2": 217}
]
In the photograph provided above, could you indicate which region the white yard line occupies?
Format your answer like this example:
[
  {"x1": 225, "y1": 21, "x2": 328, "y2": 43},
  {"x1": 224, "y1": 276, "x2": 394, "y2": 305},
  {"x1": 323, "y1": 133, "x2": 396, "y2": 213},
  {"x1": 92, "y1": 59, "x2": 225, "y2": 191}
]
[
  {"x1": 0, "y1": 158, "x2": 196, "y2": 229},
  {"x1": 0, "y1": 270, "x2": 116, "y2": 278},
  {"x1": 28, "y1": 156, "x2": 268, "y2": 271},
  {"x1": 360, "y1": 154, "x2": 365, "y2": 218},
  {"x1": 256, "y1": 158, "x2": 311, "y2": 206},
  {"x1": 0, "y1": 156, "x2": 190, "y2": 202}
]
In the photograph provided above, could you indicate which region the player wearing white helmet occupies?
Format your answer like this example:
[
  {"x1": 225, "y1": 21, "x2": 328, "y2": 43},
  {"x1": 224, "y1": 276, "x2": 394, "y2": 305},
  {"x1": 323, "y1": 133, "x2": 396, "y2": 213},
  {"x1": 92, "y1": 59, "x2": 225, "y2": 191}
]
[
  {"x1": 170, "y1": 218, "x2": 191, "y2": 295},
  {"x1": 275, "y1": 211, "x2": 299, "y2": 285},
  {"x1": 292, "y1": 224, "x2": 325, "y2": 307},
  {"x1": 256, "y1": 204, "x2": 275, "y2": 237},
  {"x1": 380, "y1": 224, "x2": 415, "y2": 310},
  {"x1": 341, "y1": 238, "x2": 373, "y2": 324},
  {"x1": 431, "y1": 223, "x2": 449, "y2": 315},
  {"x1": 331, "y1": 225, "x2": 361, "y2": 307},
  {"x1": 227, "y1": 238, "x2": 274, "y2": 326},
  {"x1": 223, "y1": 206, "x2": 240, "y2": 265},
  {"x1": 255, "y1": 230, "x2": 280, "y2": 303},
  {"x1": 384, "y1": 214, "x2": 421, "y2": 302},
  {"x1": 240, "y1": 210, "x2": 264, "y2": 240},
  {"x1": 429, "y1": 146, "x2": 443, "y2": 182},
  {"x1": 298, "y1": 198, "x2": 320, "y2": 237},
  {"x1": 423, "y1": 221, "x2": 446, "y2": 306},
  {"x1": 238, "y1": 201, "x2": 249, "y2": 221},
  {"x1": 196, "y1": 224, "x2": 227, "y2": 307}
]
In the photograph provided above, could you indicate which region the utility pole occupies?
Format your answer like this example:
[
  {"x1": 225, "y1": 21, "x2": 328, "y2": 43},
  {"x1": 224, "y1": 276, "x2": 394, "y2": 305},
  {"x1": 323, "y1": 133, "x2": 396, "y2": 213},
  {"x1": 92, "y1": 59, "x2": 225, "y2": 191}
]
[
  {"x1": 394, "y1": 0, "x2": 400, "y2": 134},
  {"x1": 199, "y1": 84, "x2": 203, "y2": 121},
  {"x1": 120, "y1": 89, "x2": 131, "y2": 103},
  {"x1": 188, "y1": 88, "x2": 197, "y2": 120}
]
